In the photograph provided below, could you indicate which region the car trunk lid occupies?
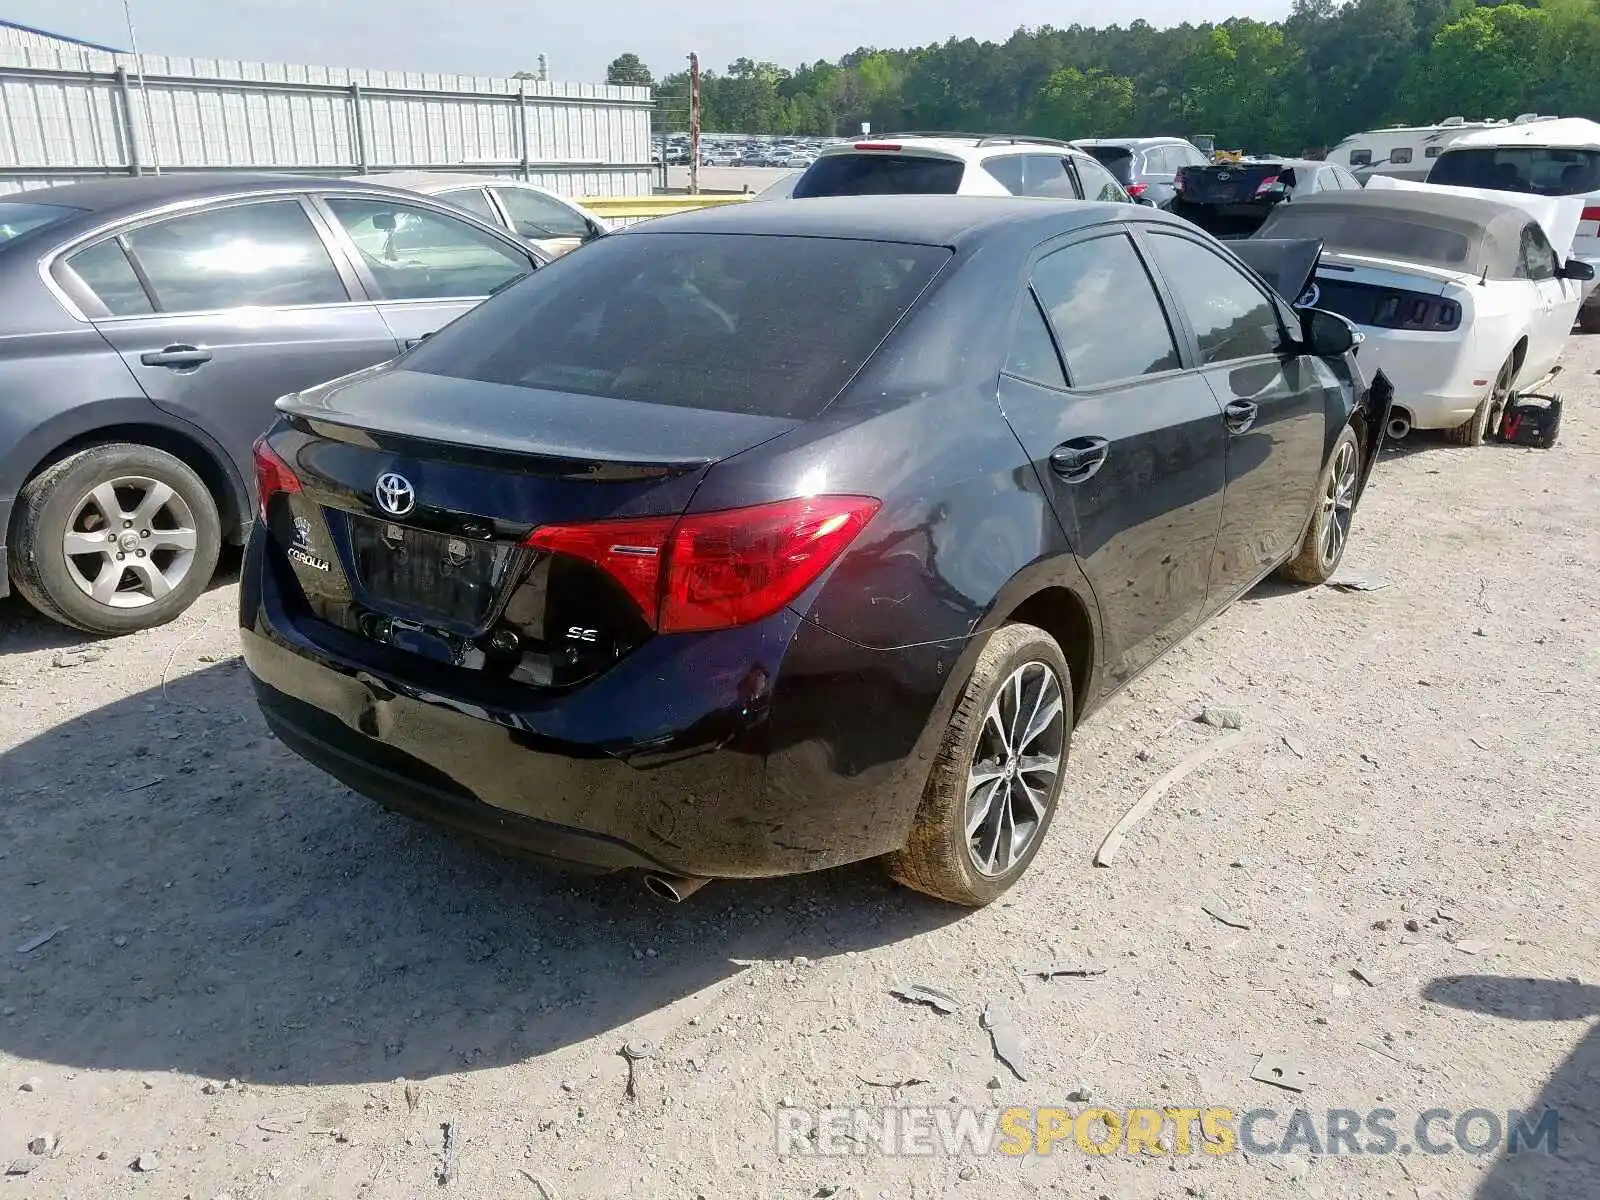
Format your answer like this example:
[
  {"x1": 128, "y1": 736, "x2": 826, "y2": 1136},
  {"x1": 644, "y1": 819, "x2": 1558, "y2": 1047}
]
[{"x1": 264, "y1": 367, "x2": 798, "y2": 688}]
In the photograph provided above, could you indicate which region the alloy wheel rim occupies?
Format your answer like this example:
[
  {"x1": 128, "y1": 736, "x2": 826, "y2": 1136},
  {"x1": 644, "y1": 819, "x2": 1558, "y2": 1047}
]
[
  {"x1": 61, "y1": 476, "x2": 199, "y2": 609},
  {"x1": 964, "y1": 660, "x2": 1066, "y2": 878},
  {"x1": 1319, "y1": 441, "x2": 1359, "y2": 568}
]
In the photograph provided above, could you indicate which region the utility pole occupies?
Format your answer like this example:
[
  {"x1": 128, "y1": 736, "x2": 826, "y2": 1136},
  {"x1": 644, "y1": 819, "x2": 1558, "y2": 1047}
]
[
  {"x1": 688, "y1": 51, "x2": 700, "y2": 196},
  {"x1": 121, "y1": 0, "x2": 160, "y2": 175}
]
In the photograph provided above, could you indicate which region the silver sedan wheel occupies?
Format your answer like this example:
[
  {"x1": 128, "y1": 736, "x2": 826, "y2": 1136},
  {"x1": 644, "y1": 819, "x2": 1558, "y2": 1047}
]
[
  {"x1": 1319, "y1": 440, "x2": 1359, "y2": 570},
  {"x1": 964, "y1": 661, "x2": 1067, "y2": 878},
  {"x1": 61, "y1": 476, "x2": 199, "y2": 609}
]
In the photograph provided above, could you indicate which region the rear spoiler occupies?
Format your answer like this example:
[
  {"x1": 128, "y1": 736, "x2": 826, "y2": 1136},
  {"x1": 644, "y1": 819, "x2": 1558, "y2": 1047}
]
[{"x1": 1227, "y1": 237, "x2": 1323, "y2": 306}]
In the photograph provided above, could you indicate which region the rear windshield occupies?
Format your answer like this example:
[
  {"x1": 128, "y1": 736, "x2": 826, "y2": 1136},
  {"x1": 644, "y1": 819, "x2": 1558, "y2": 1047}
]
[
  {"x1": 0, "y1": 199, "x2": 85, "y2": 249},
  {"x1": 1083, "y1": 146, "x2": 1137, "y2": 185},
  {"x1": 1258, "y1": 209, "x2": 1472, "y2": 267},
  {"x1": 402, "y1": 232, "x2": 950, "y2": 419},
  {"x1": 794, "y1": 154, "x2": 965, "y2": 198},
  {"x1": 1429, "y1": 147, "x2": 1600, "y2": 196}
]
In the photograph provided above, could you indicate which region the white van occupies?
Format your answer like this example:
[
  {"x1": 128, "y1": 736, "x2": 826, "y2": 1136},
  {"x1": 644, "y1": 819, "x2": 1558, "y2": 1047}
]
[
  {"x1": 1428, "y1": 117, "x2": 1600, "y2": 331},
  {"x1": 1328, "y1": 117, "x2": 1535, "y2": 182}
]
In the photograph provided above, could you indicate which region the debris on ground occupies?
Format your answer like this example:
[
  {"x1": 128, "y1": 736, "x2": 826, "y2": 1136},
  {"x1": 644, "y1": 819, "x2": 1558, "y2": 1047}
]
[
  {"x1": 4, "y1": 1160, "x2": 33, "y2": 1177},
  {"x1": 1250, "y1": 1053, "x2": 1312, "y2": 1093},
  {"x1": 14, "y1": 926, "x2": 66, "y2": 954},
  {"x1": 1373, "y1": 919, "x2": 1393, "y2": 932},
  {"x1": 980, "y1": 1003, "x2": 1030, "y2": 1081},
  {"x1": 18, "y1": 1077, "x2": 40, "y2": 1093},
  {"x1": 859, "y1": 1075, "x2": 929, "y2": 1090},
  {"x1": 1282, "y1": 736, "x2": 1307, "y2": 758},
  {"x1": 121, "y1": 777, "x2": 165, "y2": 794},
  {"x1": 26, "y1": 1134, "x2": 56, "y2": 1156},
  {"x1": 1350, "y1": 967, "x2": 1378, "y2": 987},
  {"x1": 1455, "y1": 940, "x2": 1492, "y2": 956},
  {"x1": 437, "y1": 1122, "x2": 459, "y2": 1186},
  {"x1": 51, "y1": 648, "x2": 106, "y2": 669},
  {"x1": 1201, "y1": 904, "x2": 1252, "y2": 931},
  {"x1": 1067, "y1": 1085, "x2": 1092, "y2": 1103},
  {"x1": 1196, "y1": 706, "x2": 1245, "y2": 730},
  {"x1": 133, "y1": 1151, "x2": 162, "y2": 1172},
  {"x1": 1328, "y1": 575, "x2": 1392, "y2": 593},
  {"x1": 1095, "y1": 731, "x2": 1248, "y2": 866},
  {"x1": 404, "y1": 1081, "x2": 422, "y2": 1112},
  {"x1": 516, "y1": 1168, "x2": 558, "y2": 1198},
  {"x1": 889, "y1": 985, "x2": 960, "y2": 1016},
  {"x1": 1018, "y1": 964, "x2": 1108, "y2": 982},
  {"x1": 1405, "y1": 919, "x2": 1422, "y2": 933},
  {"x1": 620, "y1": 1040, "x2": 654, "y2": 1102}
]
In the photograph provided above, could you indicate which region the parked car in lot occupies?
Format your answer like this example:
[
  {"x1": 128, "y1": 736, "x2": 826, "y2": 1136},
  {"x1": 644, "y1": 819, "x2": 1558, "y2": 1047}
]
[
  {"x1": 791, "y1": 135, "x2": 1137, "y2": 203},
  {"x1": 360, "y1": 171, "x2": 607, "y2": 259},
  {"x1": 1425, "y1": 118, "x2": 1600, "y2": 332},
  {"x1": 242, "y1": 195, "x2": 1390, "y2": 906},
  {"x1": 1072, "y1": 137, "x2": 1210, "y2": 207},
  {"x1": 0, "y1": 174, "x2": 547, "y2": 635},
  {"x1": 1255, "y1": 189, "x2": 1590, "y2": 442},
  {"x1": 1170, "y1": 158, "x2": 1363, "y2": 237}
]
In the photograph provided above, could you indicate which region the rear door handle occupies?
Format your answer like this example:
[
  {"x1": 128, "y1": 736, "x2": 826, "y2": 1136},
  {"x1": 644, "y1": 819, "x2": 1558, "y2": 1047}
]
[
  {"x1": 1224, "y1": 399, "x2": 1259, "y2": 433},
  {"x1": 140, "y1": 345, "x2": 212, "y2": 369},
  {"x1": 1049, "y1": 436, "x2": 1110, "y2": 483}
]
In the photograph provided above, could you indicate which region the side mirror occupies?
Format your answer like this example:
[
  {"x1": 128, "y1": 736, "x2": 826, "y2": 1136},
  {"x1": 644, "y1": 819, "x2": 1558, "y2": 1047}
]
[
  {"x1": 1299, "y1": 307, "x2": 1360, "y2": 357},
  {"x1": 1559, "y1": 258, "x2": 1595, "y2": 282}
]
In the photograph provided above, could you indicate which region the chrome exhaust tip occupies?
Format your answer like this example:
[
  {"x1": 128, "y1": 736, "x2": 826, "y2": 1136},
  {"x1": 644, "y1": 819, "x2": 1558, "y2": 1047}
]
[
  {"x1": 643, "y1": 873, "x2": 712, "y2": 903},
  {"x1": 1387, "y1": 410, "x2": 1413, "y2": 441}
]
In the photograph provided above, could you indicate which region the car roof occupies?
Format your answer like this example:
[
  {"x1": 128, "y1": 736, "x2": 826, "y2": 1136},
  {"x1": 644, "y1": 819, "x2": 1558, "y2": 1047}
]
[
  {"x1": 1443, "y1": 117, "x2": 1600, "y2": 151},
  {"x1": 359, "y1": 170, "x2": 560, "y2": 195},
  {"x1": 11, "y1": 172, "x2": 423, "y2": 223},
  {"x1": 621, "y1": 194, "x2": 1159, "y2": 246},
  {"x1": 815, "y1": 135, "x2": 1090, "y2": 164}
]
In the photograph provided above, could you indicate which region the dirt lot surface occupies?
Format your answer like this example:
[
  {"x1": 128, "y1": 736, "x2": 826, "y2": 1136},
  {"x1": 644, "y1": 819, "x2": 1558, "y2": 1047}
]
[{"x1": 2, "y1": 341, "x2": 1598, "y2": 1200}]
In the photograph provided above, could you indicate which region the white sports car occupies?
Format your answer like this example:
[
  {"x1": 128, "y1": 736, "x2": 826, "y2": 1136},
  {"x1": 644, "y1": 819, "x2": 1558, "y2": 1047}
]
[{"x1": 1254, "y1": 188, "x2": 1592, "y2": 443}]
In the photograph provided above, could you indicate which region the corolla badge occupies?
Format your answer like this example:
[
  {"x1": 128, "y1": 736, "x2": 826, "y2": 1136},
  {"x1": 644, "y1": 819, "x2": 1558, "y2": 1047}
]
[
  {"x1": 1297, "y1": 282, "x2": 1321, "y2": 309},
  {"x1": 375, "y1": 472, "x2": 415, "y2": 517}
]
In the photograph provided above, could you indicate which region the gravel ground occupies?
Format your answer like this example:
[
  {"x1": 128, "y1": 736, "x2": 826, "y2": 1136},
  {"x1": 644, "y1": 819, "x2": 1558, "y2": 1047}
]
[{"x1": 1, "y1": 338, "x2": 1597, "y2": 1200}]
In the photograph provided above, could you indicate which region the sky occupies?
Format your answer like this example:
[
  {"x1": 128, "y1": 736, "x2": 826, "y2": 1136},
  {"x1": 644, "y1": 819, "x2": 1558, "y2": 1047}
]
[{"x1": 12, "y1": 0, "x2": 1291, "y2": 83}]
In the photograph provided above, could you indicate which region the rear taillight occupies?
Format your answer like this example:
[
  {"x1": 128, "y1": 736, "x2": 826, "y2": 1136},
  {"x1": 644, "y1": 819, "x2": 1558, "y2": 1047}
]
[
  {"x1": 1581, "y1": 206, "x2": 1600, "y2": 223},
  {"x1": 1253, "y1": 174, "x2": 1282, "y2": 197},
  {"x1": 527, "y1": 496, "x2": 881, "y2": 634},
  {"x1": 1126, "y1": 182, "x2": 1149, "y2": 198},
  {"x1": 252, "y1": 436, "x2": 301, "y2": 516}
]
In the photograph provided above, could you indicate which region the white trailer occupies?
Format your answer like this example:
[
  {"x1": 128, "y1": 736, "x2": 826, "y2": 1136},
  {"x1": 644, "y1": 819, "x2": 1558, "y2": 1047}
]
[{"x1": 1328, "y1": 116, "x2": 1558, "y2": 182}]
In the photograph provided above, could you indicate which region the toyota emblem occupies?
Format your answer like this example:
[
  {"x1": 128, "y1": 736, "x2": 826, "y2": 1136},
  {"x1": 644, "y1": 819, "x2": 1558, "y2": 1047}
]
[{"x1": 375, "y1": 472, "x2": 415, "y2": 517}]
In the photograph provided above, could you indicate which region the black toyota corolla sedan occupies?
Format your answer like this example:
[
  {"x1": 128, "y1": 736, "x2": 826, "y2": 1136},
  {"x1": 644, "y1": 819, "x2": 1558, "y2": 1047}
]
[{"x1": 242, "y1": 196, "x2": 1391, "y2": 906}]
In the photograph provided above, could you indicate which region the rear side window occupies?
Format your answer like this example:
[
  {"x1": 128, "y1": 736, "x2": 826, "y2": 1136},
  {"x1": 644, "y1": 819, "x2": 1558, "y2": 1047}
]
[
  {"x1": 1074, "y1": 156, "x2": 1130, "y2": 202},
  {"x1": 121, "y1": 199, "x2": 348, "y2": 314},
  {"x1": 402, "y1": 232, "x2": 950, "y2": 419},
  {"x1": 1145, "y1": 233, "x2": 1282, "y2": 364},
  {"x1": 1003, "y1": 292, "x2": 1067, "y2": 388},
  {"x1": 794, "y1": 154, "x2": 964, "y2": 197},
  {"x1": 442, "y1": 187, "x2": 500, "y2": 223},
  {"x1": 65, "y1": 239, "x2": 154, "y2": 316},
  {"x1": 1031, "y1": 233, "x2": 1179, "y2": 387},
  {"x1": 493, "y1": 187, "x2": 593, "y2": 239}
]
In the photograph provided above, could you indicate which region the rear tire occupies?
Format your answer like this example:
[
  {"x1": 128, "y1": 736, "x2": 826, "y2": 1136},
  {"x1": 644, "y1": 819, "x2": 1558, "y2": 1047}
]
[
  {"x1": 886, "y1": 623, "x2": 1073, "y2": 907},
  {"x1": 1578, "y1": 305, "x2": 1600, "y2": 335},
  {"x1": 9, "y1": 443, "x2": 221, "y2": 636},
  {"x1": 1445, "y1": 354, "x2": 1514, "y2": 447},
  {"x1": 1277, "y1": 425, "x2": 1361, "y2": 586}
]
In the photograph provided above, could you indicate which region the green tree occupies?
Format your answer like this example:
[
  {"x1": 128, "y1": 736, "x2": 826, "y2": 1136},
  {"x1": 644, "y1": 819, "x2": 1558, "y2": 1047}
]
[
  {"x1": 1026, "y1": 68, "x2": 1135, "y2": 138},
  {"x1": 1402, "y1": 4, "x2": 1555, "y2": 118},
  {"x1": 605, "y1": 53, "x2": 653, "y2": 88}
]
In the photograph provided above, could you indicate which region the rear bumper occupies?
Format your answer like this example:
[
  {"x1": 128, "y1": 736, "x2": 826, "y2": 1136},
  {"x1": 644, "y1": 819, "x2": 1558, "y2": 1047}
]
[
  {"x1": 1350, "y1": 330, "x2": 1486, "y2": 429},
  {"x1": 240, "y1": 531, "x2": 954, "y2": 878}
]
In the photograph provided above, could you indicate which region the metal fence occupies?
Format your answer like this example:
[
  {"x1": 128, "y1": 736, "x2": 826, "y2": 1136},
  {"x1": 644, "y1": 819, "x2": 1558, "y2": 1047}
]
[{"x1": 0, "y1": 41, "x2": 653, "y2": 198}]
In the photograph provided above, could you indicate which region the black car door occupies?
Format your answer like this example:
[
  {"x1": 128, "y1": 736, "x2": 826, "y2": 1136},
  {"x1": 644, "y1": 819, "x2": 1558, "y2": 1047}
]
[
  {"x1": 996, "y1": 229, "x2": 1228, "y2": 688},
  {"x1": 1137, "y1": 227, "x2": 1330, "y2": 608}
]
